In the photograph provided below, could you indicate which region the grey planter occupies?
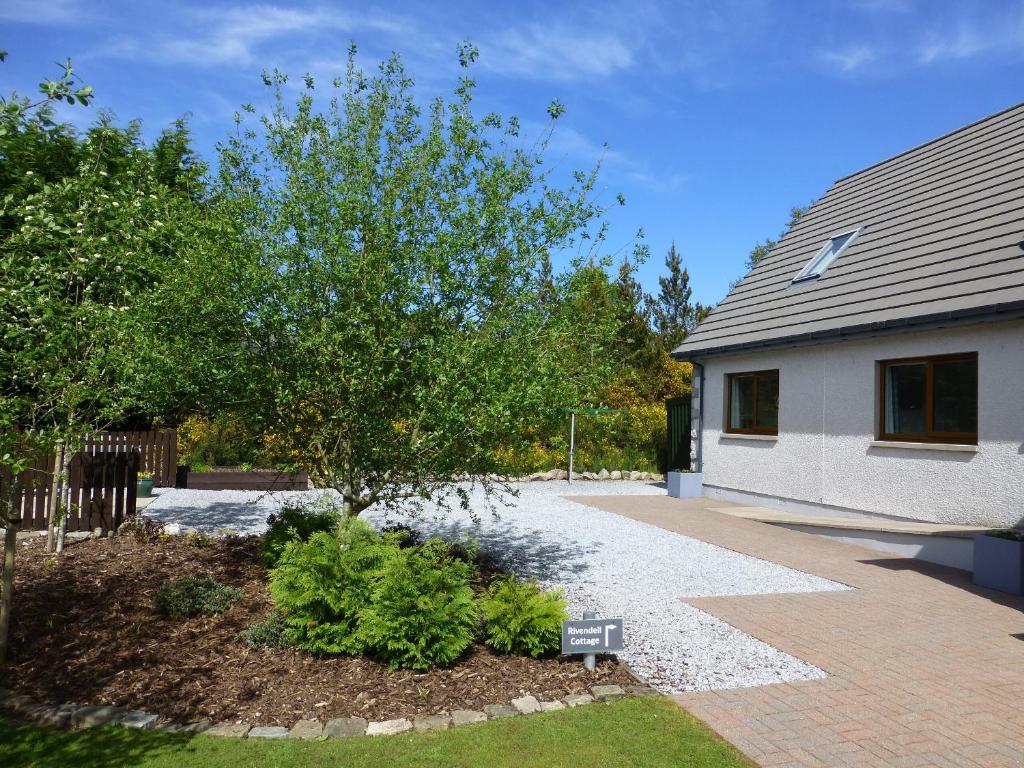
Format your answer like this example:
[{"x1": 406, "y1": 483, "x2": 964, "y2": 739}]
[
  {"x1": 667, "y1": 471, "x2": 703, "y2": 499},
  {"x1": 972, "y1": 532, "x2": 1024, "y2": 596}
]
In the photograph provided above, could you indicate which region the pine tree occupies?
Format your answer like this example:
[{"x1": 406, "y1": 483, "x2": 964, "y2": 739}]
[
  {"x1": 651, "y1": 241, "x2": 699, "y2": 351},
  {"x1": 613, "y1": 256, "x2": 658, "y2": 370}
]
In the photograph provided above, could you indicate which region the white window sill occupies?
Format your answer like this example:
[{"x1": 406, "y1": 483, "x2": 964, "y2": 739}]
[
  {"x1": 720, "y1": 433, "x2": 778, "y2": 442},
  {"x1": 869, "y1": 440, "x2": 978, "y2": 453}
]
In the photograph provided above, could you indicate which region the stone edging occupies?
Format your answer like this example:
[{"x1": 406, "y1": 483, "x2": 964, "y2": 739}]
[
  {"x1": 0, "y1": 684, "x2": 660, "y2": 739},
  {"x1": 513, "y1": 469, "x2": 664, "y2": 482}
]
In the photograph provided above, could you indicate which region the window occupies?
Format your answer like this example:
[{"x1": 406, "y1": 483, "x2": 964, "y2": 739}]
[
  {"x1": 879, "y1": 353, "x2": 977, "y2": 444},
  {"x1": 792, "y1": 227, "x2": 861, "y2": 283},
  {"x1": 726, "y1": 370, "x2": 779, "y2": 435}
]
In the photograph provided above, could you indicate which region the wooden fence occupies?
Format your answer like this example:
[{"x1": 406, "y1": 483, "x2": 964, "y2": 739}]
[
  {"x1": 89, "y1": 430, "x2": 177, "y2": 487},
  {"x1": 1, "y1": 430, "x2": 175, "y2": 533}
]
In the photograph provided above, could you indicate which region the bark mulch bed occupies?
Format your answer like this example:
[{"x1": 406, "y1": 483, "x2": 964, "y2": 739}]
[{"x1": 1, "y1": 534, "x2": 635, "y2": 726}]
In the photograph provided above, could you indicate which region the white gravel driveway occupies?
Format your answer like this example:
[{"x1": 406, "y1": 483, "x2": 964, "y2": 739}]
[{"x1": 146, "y1": 481, "x2": 849, "y2": 693}]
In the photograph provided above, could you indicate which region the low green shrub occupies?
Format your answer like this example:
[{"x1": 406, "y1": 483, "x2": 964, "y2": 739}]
[
  {"x1": 269, "y1": 518, "x2": 389, "y2": 655},
  {"x1": 378, "y1": 522, "x2": 420, "y2": 549},
  {"x1": 358, "y1": 539, "x2": 480, "y2": 670},
  {"x1": 154, "y1": 576, "x2": 242, "y2": 619},
  {"x1": 239, "y1": 612, "x2": 290, "y2": 648},
  {"x1": 481, "y1": 575, "x2": 568, "y2": 657},
  {"x1": 260, "y1": 504, "x2": 340, "y2": 567}
]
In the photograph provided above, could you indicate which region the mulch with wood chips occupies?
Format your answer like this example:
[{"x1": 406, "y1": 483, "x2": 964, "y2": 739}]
[{"x1": 1, "y1": 534, "x2": 635, "y2": 725}]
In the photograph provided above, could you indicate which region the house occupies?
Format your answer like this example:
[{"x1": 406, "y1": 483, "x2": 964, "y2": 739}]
[{"x1": 674, "y1": 102, "x2": 1024, "y2": 534}]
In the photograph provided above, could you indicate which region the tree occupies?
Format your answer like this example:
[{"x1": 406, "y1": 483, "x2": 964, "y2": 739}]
[
  {"x1": 612, "y1": 252, "x2": 659, "y2": 372},
  {"x1": 0, "y1": 56, "x2": 217, "y2": 664},
  {"x1": 650, "y1": 241, "x2": 711, "y2": 351},
  {"x1": 0, "y1": 51, "x2": 95, "y2": 665},
  {"x1": 211, "y1": 44, "x2": 622, "y2": 517},
  {"x1": 743, "y1": 204, "x2": 810, "y2": 274}
]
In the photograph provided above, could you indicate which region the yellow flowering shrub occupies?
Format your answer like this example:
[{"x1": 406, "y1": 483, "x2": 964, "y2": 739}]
[
  {"x1": 492, "y1": 350, "x2": 694, "y2": 474},
  {"x1": 176, "y1": 413, "x2": 262, "y2": 468}
]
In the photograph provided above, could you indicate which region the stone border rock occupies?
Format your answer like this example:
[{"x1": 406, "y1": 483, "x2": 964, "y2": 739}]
[
  {"x1": 512, "y1": 469, "x2": 663, "y2": 482},
  {"x1": 0, "y1": 683, "x2": 661, "y2": 740}
]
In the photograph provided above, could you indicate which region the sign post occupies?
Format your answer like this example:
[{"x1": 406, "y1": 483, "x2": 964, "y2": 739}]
[
  {"x1": 568, "y1": 412, "x2": 576, "y2": 484},
  {"x1": 561, "y1": 612, "x2": 624, "y2": 670},
  {"x1": 583, "y1": 610, "x2": 598, "y2": 670}
]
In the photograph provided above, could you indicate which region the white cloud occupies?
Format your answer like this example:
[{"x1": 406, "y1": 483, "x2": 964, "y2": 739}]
[
  {"x1": 916, "y1": 22, "x2": 1017, "y2": 64},
  {"x1": 815, "y1": 3, "x2": 1024, "y2": 76},
  {"x1": 529, "y1": 121, "x2": 688, "y2": 193},
  {"x1": 849, "y1": 0, "x2": 914, "y2": 13},
  {"x1": 0, "y1": 0, "x2": 83, "y2": 23},
  {"x1": 107, "y1": 5, "x2": 406, "y2": 68},
  {"x1": 481, "y1": 24, "x2": 634, "y2": 80},
  {"x1": 818, "y1": 44, "x2": 877, "y2": 72}
]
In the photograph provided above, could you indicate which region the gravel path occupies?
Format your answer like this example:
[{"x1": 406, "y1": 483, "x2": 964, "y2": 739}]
[{"x1": 146, "y1": 481, "x2": 849, "y2": 693}]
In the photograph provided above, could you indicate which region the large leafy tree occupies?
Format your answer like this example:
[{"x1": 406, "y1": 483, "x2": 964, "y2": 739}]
[
  {"x1": 0, "y1": 54, "x2": 220, "y2": 664},
  {"x1": 0, "y1": 51, "x2": 96, "y2": 665},
  {"x1": 213, "y1": 45, "x2": 622, "y2": 516}
]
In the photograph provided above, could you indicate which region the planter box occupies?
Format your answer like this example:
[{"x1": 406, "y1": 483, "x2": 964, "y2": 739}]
[
  {"x1": 136, "y1": 478, "x2": 154, "y2": 498},
  {"x1": 973, "y1": 532, "x2": 1024, "y2": 596},
  {"x1": 667, "y1": 471, "x2": 703, "y2": 499},
  {"x1": 184, "y1": 468, "x2": 310, "y2": 491}
]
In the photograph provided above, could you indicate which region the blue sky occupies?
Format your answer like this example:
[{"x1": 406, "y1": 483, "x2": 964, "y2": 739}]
[{"x1": 2, "y1": 0, "x2": 1023, "y2": 305}]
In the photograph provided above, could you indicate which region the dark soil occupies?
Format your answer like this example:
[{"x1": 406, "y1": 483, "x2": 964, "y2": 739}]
[{"x1": 1, "y1": 534, "x2": 635, "y2": 725}]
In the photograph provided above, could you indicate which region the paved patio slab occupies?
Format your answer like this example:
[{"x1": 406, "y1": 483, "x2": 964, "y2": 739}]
[{"x1": 578, "y1": 495, "x2": 1024, "y2": 768}]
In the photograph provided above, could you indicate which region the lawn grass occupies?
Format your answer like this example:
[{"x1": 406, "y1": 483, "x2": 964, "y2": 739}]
[{"x1": 0, "y1": 697, "x2": 753, "y2": 768}]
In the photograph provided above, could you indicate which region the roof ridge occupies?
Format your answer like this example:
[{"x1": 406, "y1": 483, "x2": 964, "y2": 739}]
[{"x1": 832, "y1": 100, "x2": 1024, "y2": 185}]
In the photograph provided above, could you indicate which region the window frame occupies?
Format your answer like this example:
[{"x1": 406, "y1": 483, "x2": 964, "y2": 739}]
[
  {"x1": 877, "y1": 352, "x2": 978, "y2": 445},
  {"x1": 792, "y1": 226, "x2": 862, "y2": 283},
  {"x1": 725, "y1": 369, "x2": 780, "y2": 436}
]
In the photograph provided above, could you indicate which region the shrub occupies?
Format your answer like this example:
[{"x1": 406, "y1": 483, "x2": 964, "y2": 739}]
[
  {"x1": 269, "y1": 518, "x2": 389, "y2": 655},
  {"x1": 154, "y1": 576, "x2": 242, "y2": 619},
  {"x1": 358, "y1": 539, "x2": 480, "y2": 670},
  {"x1": 378, "y1": 522, "x2": 420, "y2": 548},
  {"x1": 481, "y1": 575, "x2": 568, "y2": 657},
  {"x1": 177, "y1": 413, "x2": 262, "y2": 468},
  {"x1": 260, "y1": 504, "x2": 340, "y2": 567},
  {"x1": 239, "y1": 612, "x2": 290, "y2": 648}
]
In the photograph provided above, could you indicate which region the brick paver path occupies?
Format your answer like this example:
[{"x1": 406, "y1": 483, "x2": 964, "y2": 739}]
[{"x1": 572, "y1": 495, "x2": 1024, "y2": 768}]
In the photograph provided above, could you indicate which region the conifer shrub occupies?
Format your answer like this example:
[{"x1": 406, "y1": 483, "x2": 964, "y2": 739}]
[
  {"x1": 358, "y1": 539, "x2": 480, "y2": 670},
  {"x1": 260, "y1": 503, "x2": 340, "y2": 567},
  {"x1": 154, "y1": 576, "x2": 243, "y2": 619},
  {"x1": 268, "y1": 520, "x2": 483, "y2": 669},
  {"x1": 481, "y1": 575, "x2": 568, "y2": 657},
  {"x1": 268, "y1": 518, "x2": 388, "y2": 655}
]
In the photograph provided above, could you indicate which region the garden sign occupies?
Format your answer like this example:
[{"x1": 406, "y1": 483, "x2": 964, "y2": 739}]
[{"x1": 561, "y1": 612, "x2": 624, "y2": 670}]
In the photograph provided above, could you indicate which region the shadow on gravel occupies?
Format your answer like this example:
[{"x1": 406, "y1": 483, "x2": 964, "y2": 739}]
[
  {"x1": 145, "y1": 501, "x2": 272, "y2": 533},
  {"x1": 411, "y1": 519, "x2": 601, "y2": 581}
]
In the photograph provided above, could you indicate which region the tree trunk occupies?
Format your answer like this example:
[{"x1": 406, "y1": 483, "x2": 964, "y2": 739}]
[
  {"x1": 55, "y1": 445, "x2": 72, "y2": 553},
  {"x1": 45, "y1": 442, "x2": 65, "y2": 554},
  {"x1": 0, "y1": 477, "x2": 22, "y2": 666}
]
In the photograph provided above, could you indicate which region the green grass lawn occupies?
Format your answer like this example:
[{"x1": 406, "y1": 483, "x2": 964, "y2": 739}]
[{"x1": 0, "y1": 697, "x2": 752, "y2": 768}]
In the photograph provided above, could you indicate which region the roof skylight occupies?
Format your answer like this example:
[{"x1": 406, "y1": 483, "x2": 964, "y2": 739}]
[{"x1": 792, "y1": 227, "x2": 861, "y2": 283}]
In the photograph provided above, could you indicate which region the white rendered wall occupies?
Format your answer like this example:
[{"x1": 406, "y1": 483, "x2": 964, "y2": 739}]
[{"x1": 698, "y1": 320, "x2": 1024, "y2": 528}]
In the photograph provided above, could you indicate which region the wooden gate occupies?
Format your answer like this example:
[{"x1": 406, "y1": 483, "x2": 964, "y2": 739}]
[
  {"x1": 666, "y1": 396, "x2": 692, "y2": 472},
  {"x1": 1, "y1": 450, "x2": 140, "y2": 533},
  {"x1": 0, "y1": 429, "x2": 173, "y2": 533}
]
